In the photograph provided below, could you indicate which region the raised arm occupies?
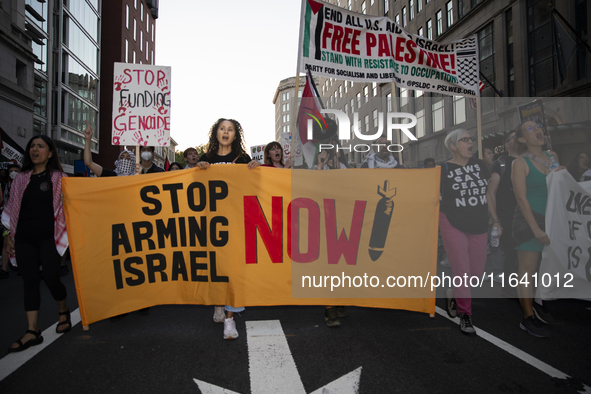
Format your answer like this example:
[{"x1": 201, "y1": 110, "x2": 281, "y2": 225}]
[{"x1": 83, "y1": 120, "x2": 104, "y2": 177}]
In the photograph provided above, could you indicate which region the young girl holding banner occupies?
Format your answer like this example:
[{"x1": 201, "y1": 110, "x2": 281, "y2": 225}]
[{"x1": 197, "y1": 118, "x2": 259, "y2": 340}]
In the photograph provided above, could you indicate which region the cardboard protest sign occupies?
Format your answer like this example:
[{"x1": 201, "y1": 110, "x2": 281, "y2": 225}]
[
  {"x1": 282, "y1": 132, "x2": 292, "y2": 160},
  {"x1": 63, "y1": 166, "x2": 440, "y2": 326},
  {"x1": 111, "y1": 63, "x2": 171, "y2": 146},
  {"x1": 250, "y1": 145, "x2": 266, "y2": 164},
  {"x1": 297, "y1": 0, "x2": 480, "y2": 96}
]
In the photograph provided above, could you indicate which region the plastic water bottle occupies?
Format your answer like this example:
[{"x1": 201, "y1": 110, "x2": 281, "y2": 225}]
[{"x1": 491, "y1": 226, "x2": 500, "y2": 248}]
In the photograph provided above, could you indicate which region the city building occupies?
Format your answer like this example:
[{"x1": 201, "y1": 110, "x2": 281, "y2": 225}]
[
  {"x1": 300, "y1": 0, "x2": 590, "y2": 167},
  {"x1": 1, "y1": 0, "x2": 101, "y2": 174},
  {"x1": 0, "y1": 0, "x2": 37, "y2": 157},
  {"x1": 98, "y1": 0, "x2": 159, "y2": 170}
]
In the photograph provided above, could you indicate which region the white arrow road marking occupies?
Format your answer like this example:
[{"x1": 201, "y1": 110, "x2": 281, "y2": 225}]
[
  {"x1": 310, "y1": 367, "x2": 362, "y2": 394},
  {"x1": 0, "y1": 308, "x2": 82, "y2": 381},
  {"x1": 194, "y1": 320, "x2": 361, "y2": 394},
  {"x1": 246, "y1": 320, "x2": 306, "y2": 393}
]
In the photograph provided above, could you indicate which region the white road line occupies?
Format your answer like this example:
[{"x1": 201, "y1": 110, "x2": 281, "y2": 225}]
[
  {"x1": 0, "y1": 308, "x2": 81, "y2": 382},
  {"x1": 246, "y1": 320, "x2": 307, "y2": 394},
  {"x1": 435, "y1": 306, "x2": 591, "y2": 392}
]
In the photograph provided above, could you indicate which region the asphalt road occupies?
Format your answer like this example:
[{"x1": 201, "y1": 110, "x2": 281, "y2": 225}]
[{"x1": 1, "y1": 261, "x2": 590, "y2": 393}]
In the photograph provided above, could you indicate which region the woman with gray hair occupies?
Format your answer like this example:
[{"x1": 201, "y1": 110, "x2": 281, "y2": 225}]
[{"x1": 439, "y1": 129, "x2": 495, "y2": 336}]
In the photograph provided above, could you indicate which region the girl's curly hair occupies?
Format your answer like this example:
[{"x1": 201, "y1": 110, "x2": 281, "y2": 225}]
[{"x1": 205, "y1": 118, "x2": 249, "y2": 160}]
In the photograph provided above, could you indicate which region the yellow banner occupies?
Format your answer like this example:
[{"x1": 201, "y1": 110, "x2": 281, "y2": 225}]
[{"x1": 63, "y1": 166, "x2": 440, "y2": 326}]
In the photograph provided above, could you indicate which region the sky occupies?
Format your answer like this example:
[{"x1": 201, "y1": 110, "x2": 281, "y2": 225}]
[{"x1": 155, "y1": 1, "x2": 303, "y2": 152}]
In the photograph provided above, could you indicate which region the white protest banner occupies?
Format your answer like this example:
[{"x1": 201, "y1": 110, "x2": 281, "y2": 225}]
[
  {"x1": 250, "y1": 144, "x2": 266, "y2": 164},
  {"x1": 539, "y1": 170, "x2": 591, "y2": 300},
  {"x1": 297, "y1": 0, "x2": 480, "y2": 97},
  {"x1": 111, "y1": 63, "x2": 171, "y2": 146},
  {"x1": 282, "y1": 132, "x2": 292, "y2": 160}
]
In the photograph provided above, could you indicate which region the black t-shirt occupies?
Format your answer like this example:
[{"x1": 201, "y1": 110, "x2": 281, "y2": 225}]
[
  {"x1": 101, "y1": 168, "x2": 117, "y2": 177},
  {"x1": 199, "y1": 151, "x2": 251, "y2": 165},
  {"x1": 440, "y1": 158, "x2": 491, "y2": 234},
  {"x1": 489, "y1": 156, "x2": 517, "y2": 218},
  {"x1": 16, "y1": 171, "x2": 54, "y2": 241},
  {"x1": 141, "y1": 163, "x2": 165, "y2": 174}
]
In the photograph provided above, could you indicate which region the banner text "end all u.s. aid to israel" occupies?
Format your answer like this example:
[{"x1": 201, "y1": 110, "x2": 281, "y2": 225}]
[{"x1": 298, "y1": 0, "x2": 480, "y2": 97}]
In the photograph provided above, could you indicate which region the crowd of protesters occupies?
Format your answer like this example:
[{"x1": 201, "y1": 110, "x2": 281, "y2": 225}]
[{"x1": 2, "y1": 117, "x2": 586, "y2": 351}]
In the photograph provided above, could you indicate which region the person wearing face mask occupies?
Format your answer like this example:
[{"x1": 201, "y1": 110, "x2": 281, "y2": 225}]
[
  {"x1": 0, "y1": 164, "x2": 21, "y2": 279},
  {"x1": 139, "y1": 146, "x2": 165, "y2": 174},
  {"x1": 83, "y1": 121, "x2": 137, "y2": 177},
  {"x1": 197, "y1": 118, "x2": 260, "y2": 340}
]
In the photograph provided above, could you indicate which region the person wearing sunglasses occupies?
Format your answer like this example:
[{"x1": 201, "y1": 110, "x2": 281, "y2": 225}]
[{"x1": 439, "y1": 129, "x2": 493, "y2": 337}]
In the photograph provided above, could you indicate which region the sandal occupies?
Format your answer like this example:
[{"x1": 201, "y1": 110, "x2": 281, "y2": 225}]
[
  {"x1": 7, "y1": 329, "x2": 43, "y2": 353},
  {"x1": 56, "y1": 309, "x2": 72, "y2": 334}
]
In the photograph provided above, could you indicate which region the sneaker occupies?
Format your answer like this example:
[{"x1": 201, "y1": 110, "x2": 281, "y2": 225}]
[
  {"x1": 0, "y1": 268, "x2": 8, "y2": 280},
  {"x1": 445, "y1": 288, "x2": 457, "y2": 318},
  {"x1": 459, "y1": 313, "x2": 476, "y2": 336},
  {"x1": 324, "y1": 308, "x2": 341, "y2": 328},
  {"x1": 335, "y1": 306, "x2": 347, "y2": 318},
  {"x1": 213, "y1": 306, "x2": 225, "y2": 323},
  {"x1": 223, "y1": 317, "x2": 239, "y2": 340},
  {"x1": 520, "y1": 315, "x2": 549, "y2": 338},
  {"x1": 439, "y1": 257, "x2": 450, "y2": 267},
  {"x1": 532, "y1": 302, "x2": 554, "y2": 324}
]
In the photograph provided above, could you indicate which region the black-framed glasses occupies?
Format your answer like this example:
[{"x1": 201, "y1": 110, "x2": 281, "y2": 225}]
[{"x1": 458, "y1": 137, "x2": 475, "y2": 143}]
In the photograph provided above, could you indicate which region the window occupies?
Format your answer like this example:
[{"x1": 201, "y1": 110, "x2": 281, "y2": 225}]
[
  {"x1": 339, "y1": 85, "x2": 342, "y2": 97},
  {"x1": 427, "y1": 19, "x2": 432, "y2": 39},
  {"x1": 410, "y1": 0, "x2": 414, "y2": 20},
  {"x1": 133, "y1": 19, "x2": 137, "y2": 41},
  {"x1": 134, "y1": 0, "x2": 137, "y2": 9},
  {"x1": 387, "y1": 92, "x2": 392, "y2": 111},
  {"x1": 151, "y1": 50, "x2": 154, "y2": 64},
  {"x1": 432, "y1": 98, "x2": 444, "y2": 132},
  {"x1": 372, "y1": 82, "x2": 377, "y2": 96},
  {"x1": 125, "y1": 39, "x2": 129, "y2": 62},
  {"x1": 345, "y1": 103, "x2": 349, "y2": 114},
  {"x1": 373, "y1": 109, "x2": 378, "y2": 127},
  {"x1": 396, "y1": 14, "x2": 400, "y2": 25},
  {"x1": 417, "y1": 0, "x2": 422, "y2": 13},
  {"x1": 152, "y1": 24, "x2": 154, "y2": 41},
  {"x1": 147, "y1": 15, "x2": 150, "y2": 33},
  {"x1": 418, "y1": 27, "x2": 424, "y2": 37},
  {"x1": 364, "y1": 115, "x2": 369, "y2": 132},
  {"x1": 506, "y1": 8, "x2": 514, "y2": 96},
  {"x1": 363, "y1": 86, "x2": 369, "y2": 102},
  {"x1": 126, "y1": 5, "x2": 129, "y2": 29},
  {"x1": 446, "y1": 1, "x2": 453, "y2": 27},
  {"x1": 356, "y1": 92, "x2": 361, "y2": 108},
  {"x1": 140, "y1": 31, "x2": 143, "y2": 51},
  {"x1": 415, "y1": 109, "x2": 425, "y2": 138},
  {"x1": 344, "y1": 82, "x2": 348, "y2": 94},
  {"x1": 436, "y1": 10, "x2": 442, "y2": 36},
  {"x1": 402, "y1": 7, "x2": 407, "y2": 27},
  {"x1": 575, "y1": 0, "x2": 588, "y2": 80},
  {"x1": 348, "y1": 0, "x2": 352, "y2": 10},
  {"x1": 478, "y1": 23, "x2": 495, "y2": 111},
  {"x1": 416, "y1": 89, "x2": 423, "y2": 97},
  {"x1": 384, "y1": 0, "x2": 389, "y2": 15},
  {"x1": 371, "y1": 0, "x2": 374, "y2": 5},
  {"x1": 458, "y1": 0, "x2": 465, "y2": 19},
  {"x1": 351, "y1": 98, "x2": 355, "y2": 110},
  {"x1": 141, "y1": 2, "x2": 144, "y2": 21},
  {"x1": 400, "y1": 87, "x2": 409, "y2": 107},
  {"x1": 133, "y1": 50, "x2": 136, "y2": 63},
  {"x1": 362, "y1": 1, "x2": 366, "y2": 13},
  {"x1": 453, "y1": 96, "x2": 466, "y2": 124}
]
